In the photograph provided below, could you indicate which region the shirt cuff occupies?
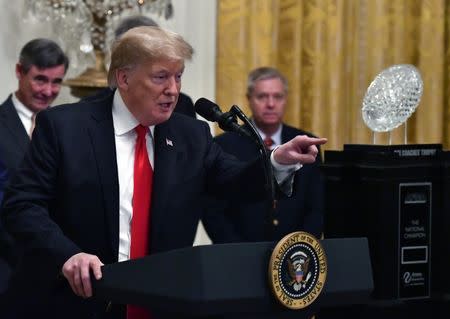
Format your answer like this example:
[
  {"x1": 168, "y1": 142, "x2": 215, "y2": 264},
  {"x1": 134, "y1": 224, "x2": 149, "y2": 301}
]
[{"x1": 270, "y1": 146, "x2": 303, "y2": 187}]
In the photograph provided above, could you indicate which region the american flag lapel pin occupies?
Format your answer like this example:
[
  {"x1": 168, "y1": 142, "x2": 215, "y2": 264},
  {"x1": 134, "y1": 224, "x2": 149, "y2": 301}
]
[{"x1": 166, "y1": 138, "x2": 173, "y2": 147}]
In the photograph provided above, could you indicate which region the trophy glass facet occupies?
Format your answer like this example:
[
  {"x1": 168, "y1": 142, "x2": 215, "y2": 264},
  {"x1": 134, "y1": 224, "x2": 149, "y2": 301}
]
[{"x1": 361, "y1": 64, "x2": 423, "y2": 144}]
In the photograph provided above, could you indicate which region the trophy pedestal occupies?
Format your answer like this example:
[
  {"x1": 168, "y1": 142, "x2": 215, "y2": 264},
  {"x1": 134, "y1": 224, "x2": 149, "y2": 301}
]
[
  {"x1": 320, "y1": 144, "x2": 450, "y2": 318},
  {"x1": 435, "y1": 151, "x2": 450, "y2": 296},
  {"x1": 322, "y1": 144, "x2": 444, "y2": 300}
]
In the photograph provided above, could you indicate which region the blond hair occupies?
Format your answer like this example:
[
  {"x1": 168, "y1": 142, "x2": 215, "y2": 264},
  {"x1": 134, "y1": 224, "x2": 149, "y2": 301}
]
[{"x1": 108, "y1": 26, "x2": 194, "y2": 88}]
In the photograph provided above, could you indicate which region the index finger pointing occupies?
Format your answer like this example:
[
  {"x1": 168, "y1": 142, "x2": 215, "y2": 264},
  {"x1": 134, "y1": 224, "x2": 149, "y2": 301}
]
[
  {"x1": 314, "y1": 137, "x2": 327, "y2": 145},
  {"x1": 298, "y1": 136, "x2": 327, "y2": 146}
]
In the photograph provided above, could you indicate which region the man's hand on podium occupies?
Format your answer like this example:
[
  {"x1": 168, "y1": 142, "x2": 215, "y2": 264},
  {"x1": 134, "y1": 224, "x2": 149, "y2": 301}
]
[{"x1": 62, "y1": 252, "x2": 104, "y2": 298}]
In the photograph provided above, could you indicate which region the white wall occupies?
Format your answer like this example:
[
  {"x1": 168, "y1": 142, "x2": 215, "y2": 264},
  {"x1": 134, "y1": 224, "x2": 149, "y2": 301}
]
[{"x1": 0, "y1": 0, "x2": 215, "y2": 245}]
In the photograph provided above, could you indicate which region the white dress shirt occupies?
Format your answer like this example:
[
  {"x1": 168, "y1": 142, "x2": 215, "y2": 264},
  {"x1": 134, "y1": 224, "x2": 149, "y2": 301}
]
[
  {"x1": 254, "y1": 123, "x2": 302, "y2": 185},
  {"x1": 12, "y1": 93, "x2": 35, "y2": 138},
  {"x1": 255, "y1": 124, "x2": 282, "y2": 150},
  {"x1": 112, "y1": 90, "x2": 155, "y2": 262}
]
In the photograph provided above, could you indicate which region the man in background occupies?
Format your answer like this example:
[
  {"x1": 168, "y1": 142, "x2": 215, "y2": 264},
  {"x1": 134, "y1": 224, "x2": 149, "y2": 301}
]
[
  {"x1": 202, "y1": 66, "x2": 325, "y2": 243},
  {"x1": 0, "y1": 38, "x2": 69, "y2": 177},
  {"x1": 84, "y1": 15, "x2": 196, "y2": 118},
  {"x1": 0, "y1": 38, "x2": 68, "y2": 298}
]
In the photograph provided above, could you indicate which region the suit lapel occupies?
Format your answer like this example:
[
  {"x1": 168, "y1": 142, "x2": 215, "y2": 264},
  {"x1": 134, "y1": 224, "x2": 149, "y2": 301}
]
[
  {"x1": 150, "y1": 120, "x2": 179, "y2": 243},
  {"x1": 281, "y1": 124, "x2": 296, "y2": 143},
  {"x1": 86, "y1": 99, "x2": 183, "y2": 255},
  {"x1": 0, "y1": 95, "x2": 30, "y2": 152},
  {"x1": 87, "y1": 98, "x2": 120, "y2": 259}
]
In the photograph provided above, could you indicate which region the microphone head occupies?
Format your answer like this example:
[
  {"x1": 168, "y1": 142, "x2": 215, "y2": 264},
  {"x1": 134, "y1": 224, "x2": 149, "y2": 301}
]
[{"x1": 195, "y1": 98, "x2": 222, "y2": 121}]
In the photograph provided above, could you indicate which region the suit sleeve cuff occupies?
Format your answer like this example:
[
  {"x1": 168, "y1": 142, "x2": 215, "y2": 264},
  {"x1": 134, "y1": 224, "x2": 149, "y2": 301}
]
[{"x1": 270, "y1": 146, "x2": 302, "y2": 184}]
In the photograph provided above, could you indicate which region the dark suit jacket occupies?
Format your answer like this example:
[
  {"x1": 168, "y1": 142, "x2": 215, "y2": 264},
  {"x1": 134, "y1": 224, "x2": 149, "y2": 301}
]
[
  {"x1": 0, "y1": 154, "x2": 9, "y2": 268},
  {"x1": 0, "y1": 95, "x2": 30, "y2": 176},
  {"x1": 83, "y1": 87, "x2": 196, "y2": 118},
  {"x1": 0, "y1": 95, "x2": 29, "y2": 296},
  {"x1": 0, "y1": 158, "x2": 6, "y2": 205},
  {"x1": 0, "y1": 158, "x2": 8, "y2": 296},
  {"x1": 1, "y1": 92, "x2": 267, "y2": 319},
  {"x1": 202, "y1": 124, "x2": 325, "y2": 242}
]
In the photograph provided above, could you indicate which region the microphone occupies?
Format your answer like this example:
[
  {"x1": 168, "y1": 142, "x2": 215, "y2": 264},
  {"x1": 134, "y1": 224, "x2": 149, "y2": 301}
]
[
  {"x1": 195, "y1": 98, "x2": 277, "y2": 230},
  {"x1": 195, "y1": 98, "x2": 252, "y2": 138}
]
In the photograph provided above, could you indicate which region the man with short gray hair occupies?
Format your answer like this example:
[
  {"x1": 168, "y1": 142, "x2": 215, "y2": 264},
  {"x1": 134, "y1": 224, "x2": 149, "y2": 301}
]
[{"x1": 203, "y1": 66, "x2": 325, "y2": 243}]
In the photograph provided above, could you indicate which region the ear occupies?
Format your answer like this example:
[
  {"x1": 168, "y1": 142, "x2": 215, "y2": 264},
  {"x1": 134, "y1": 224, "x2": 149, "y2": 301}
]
[
  {"x1": 15, "y1": 63, "x2": 23, "y2": 80},
  {"x1": 116, "y1": 68, "x2": 131, "y2": 90}
]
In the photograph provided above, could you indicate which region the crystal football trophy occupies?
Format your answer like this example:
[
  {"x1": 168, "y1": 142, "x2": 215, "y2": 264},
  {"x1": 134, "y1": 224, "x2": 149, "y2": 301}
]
[{"x1": 361, "y1": 64, "x2": 423, "y2": 144}]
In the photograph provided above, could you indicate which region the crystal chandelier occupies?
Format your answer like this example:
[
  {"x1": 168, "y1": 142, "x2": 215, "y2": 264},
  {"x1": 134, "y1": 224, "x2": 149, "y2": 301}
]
[{"x1": 23, "y1": 0, "x2": 173, "y2": 97}]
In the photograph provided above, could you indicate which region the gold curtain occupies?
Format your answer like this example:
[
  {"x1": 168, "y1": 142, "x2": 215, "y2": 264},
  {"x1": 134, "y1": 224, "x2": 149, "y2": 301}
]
[{"x1": 216, "y1": 0, "x2": 450, "y2": 151}]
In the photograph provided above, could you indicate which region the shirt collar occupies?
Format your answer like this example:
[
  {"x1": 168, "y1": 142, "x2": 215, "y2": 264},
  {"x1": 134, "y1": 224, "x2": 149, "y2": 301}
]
[
  {"x1": 112, "y1": 90, "x2": 155, "y2": 137},
  {"x1": 12, "y1": 93, "x2": 34, "y2": 120},
  {"x1": 254, "y1": 122, "x2": 282, "y2": 147}
]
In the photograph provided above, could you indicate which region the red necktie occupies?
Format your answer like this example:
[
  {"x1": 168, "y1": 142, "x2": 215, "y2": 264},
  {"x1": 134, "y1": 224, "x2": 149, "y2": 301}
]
[
  {"x1": 128, "y1": 125, "x2": 153, "y2": 319},
  {"x1": 264, "y1": 136, "x2": 274, "y2": 150}
]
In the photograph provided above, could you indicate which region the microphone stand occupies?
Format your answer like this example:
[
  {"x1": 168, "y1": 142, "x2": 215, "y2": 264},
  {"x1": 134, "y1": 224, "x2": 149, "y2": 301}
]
[{"x1": 229, "y1": 105, "x2": 277, "y2": 240}]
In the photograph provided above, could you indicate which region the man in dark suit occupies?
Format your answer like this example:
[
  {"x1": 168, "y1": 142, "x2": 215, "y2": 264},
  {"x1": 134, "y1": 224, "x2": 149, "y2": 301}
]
[
  {"x1": 202, "y1": 67, "x2": 325, "y2": 242},
  {"x1": 0, "y1": 157, "x2": 7, "y2": 295},
  {"x1": 0, "y1": 38, "x2": 69, "y2": 177},
  {"x1": 0, "y1": 38, "x2": 68, "y2": 298},
  {"x1": 0, "y1": 158, "x2": 6, "y2": 205},
  {"x1": 83, "y1": 15, "x2": 196, "y2": 118},
  {"x1": 1, "y1": 27, "x2": 326, "y2": 319}
]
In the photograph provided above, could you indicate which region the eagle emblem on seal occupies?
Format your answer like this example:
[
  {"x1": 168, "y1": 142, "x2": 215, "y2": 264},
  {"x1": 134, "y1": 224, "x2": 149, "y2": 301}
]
[{"x1": 287, "y1": 251, "x2": 311, "y2": 291}]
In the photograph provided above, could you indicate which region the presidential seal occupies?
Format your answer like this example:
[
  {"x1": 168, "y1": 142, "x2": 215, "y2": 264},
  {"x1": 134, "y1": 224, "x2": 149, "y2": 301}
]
[{"x1": 269, "y1": 231, "x2": 327, "y2": 309}]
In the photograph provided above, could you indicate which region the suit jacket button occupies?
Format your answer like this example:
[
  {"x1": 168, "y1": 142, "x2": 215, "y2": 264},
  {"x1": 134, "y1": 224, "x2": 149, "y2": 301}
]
[{"x1": 273, "y1": 219, "x2": 279, "y2": 226}]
